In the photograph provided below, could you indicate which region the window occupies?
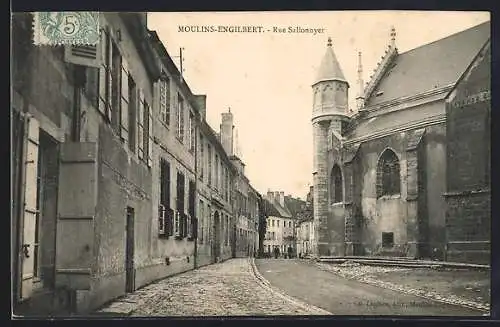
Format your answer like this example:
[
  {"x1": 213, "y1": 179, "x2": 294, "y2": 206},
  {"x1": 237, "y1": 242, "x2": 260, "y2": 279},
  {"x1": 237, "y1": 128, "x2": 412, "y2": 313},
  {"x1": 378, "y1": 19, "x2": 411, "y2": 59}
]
[
  {"x1": 159, "y1": 159, "x2": 173, "y2": 236},
  {"x1": 199, "y1": 133, "x2": 204, "y2": 180},
  {"x1": 225, "y1": 215, "x2": 229, "y2": 245},
  {"x1": 225, "y1": 168, "x2": 230, "y2": 201},
  {"x1": 144, "y1": 101, "x2": 152, "y2": 167},
  {"x1": 289, "y1": 221, "x2": 292, "y2": 228},
  {"x1": 110, "y1": 41, "x2": 121, "y2": 133},
  {"x1": 199, "y1": 200, "x2": 204, "y2": 243},
  {"x1": 176, "y1": 94, "x2": 184, "y2": 141},
  {"x1": 207, "y1": 145, "x2": 212, "y2": 186},
  {"x1": 215, "y1": 155, "x2": 219, "y2": 191},
  {"x1": 272, "y1": 220, "x2": 275, "y2": 227},
  {"x1": 160, "y1": 159, "x2": 171, "y2": 209},
  {"x1": 128, "y1": 76, "x2": 136, "y2": 153},
  {"x1": 159, "y1": 74, "x2": 170, "y2": 126},
  {"x1": 137, "y1": 91, "x2": 145, "y2": 160},
  {"x1": 377, "y1": 149, "x2": 400, "y2": 197},
  {"x1": 176, "y1": 171, "x2": 186, "y2": 237},
  {"x1": 382, "y1": 232, "x2": 394, "y2": 248},
  {"x1": 189, "y1": 112, "x2": 195, "y2": 152},
  {"x1": 331, "y1": 164, "x2": 343, "y2": 203},
  {"x1": 188, "y1": 179, "x2": 196, "y2": 240}
]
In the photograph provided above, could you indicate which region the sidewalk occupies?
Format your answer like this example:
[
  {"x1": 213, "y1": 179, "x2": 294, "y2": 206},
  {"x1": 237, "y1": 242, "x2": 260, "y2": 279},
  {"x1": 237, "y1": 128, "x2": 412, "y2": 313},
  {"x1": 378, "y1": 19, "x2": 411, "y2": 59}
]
[{"x1": 315, "y1": 260, "x2": 490, "y2": 313}]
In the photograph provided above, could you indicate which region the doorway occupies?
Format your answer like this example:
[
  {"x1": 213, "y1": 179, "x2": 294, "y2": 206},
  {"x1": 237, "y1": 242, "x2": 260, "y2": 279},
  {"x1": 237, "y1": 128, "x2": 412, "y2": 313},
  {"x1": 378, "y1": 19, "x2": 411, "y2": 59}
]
[
  {"x1": 212, "y1": 211, "x2": 220, "y2": 263},
  {"x1": 125, "y1": 207, "x2": 135, "y2": 293}
]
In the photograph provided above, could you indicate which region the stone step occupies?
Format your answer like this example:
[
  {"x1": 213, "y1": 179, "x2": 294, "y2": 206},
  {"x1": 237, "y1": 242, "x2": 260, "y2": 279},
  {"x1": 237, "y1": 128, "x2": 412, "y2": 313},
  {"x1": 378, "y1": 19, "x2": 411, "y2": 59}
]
[{"x1": 318, "y1": 256, "x2": 490, "y2": 270}]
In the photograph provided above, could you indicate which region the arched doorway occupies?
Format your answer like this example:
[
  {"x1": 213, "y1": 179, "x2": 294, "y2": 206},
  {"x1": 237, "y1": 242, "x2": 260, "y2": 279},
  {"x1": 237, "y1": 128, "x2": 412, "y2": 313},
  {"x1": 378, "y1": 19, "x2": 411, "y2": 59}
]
[{"x1": 212, "y1": 211, "x2": 220, "y2": 263}]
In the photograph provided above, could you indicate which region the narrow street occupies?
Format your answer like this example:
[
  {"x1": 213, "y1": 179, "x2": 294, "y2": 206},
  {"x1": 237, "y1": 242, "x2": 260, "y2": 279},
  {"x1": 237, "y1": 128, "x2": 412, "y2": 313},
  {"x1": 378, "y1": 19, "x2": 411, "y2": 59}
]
[
  {"x1": 95, "y1": 258, "x2": 322, "y2": 316},
  {"x1": 94, "y1": 258, "x2": 486, "y2": 317}
]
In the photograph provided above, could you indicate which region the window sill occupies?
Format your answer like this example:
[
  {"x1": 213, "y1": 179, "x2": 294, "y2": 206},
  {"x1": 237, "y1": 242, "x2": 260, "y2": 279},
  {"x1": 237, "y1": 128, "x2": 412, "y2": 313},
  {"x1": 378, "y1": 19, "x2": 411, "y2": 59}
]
[
  {"x1": 330, "y1": 201, "x2": 344, "y2": 207},
  {"x1": 377, "y1": 194, "x2": 401, "y2": 200}
]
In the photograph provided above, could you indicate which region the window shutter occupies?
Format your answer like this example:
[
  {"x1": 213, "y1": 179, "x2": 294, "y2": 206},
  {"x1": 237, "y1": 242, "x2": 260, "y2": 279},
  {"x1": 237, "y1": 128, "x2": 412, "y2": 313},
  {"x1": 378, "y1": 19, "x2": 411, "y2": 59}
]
[
  {"x1": 158, "y1": 204, "x2": 166, "y2": 235},
  {"x1": 137, "y1": 89, "x2": 144, "y2": 160},
  {"x1": 147, "y1": 103, "x2": 153, "y2": 167},
  {"x1": 56, "y1": 142, "x2": 98, "y2": 291},
  {"x1": 120, "y1": 58, "x2": 129, "y2": 143},
  {"x1": 98, "y1": 28, "x2": 109, "y2": 117},
  {"x1": 20, "y1": 115, "x2": 39, "y2": 299},
  {"x1": 64, "y1": 44, "x2": 101, "y2": 68},
  {"x1": 174, "y1": 211, "x2": 181, "y2": 238}
]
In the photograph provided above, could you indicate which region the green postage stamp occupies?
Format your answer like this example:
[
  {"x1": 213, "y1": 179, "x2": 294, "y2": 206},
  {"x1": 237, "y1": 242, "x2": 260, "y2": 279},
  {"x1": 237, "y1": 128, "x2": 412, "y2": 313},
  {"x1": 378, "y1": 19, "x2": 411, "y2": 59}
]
[{"x1": 33, "y1": 12, "x2": 100, "y2": 45}]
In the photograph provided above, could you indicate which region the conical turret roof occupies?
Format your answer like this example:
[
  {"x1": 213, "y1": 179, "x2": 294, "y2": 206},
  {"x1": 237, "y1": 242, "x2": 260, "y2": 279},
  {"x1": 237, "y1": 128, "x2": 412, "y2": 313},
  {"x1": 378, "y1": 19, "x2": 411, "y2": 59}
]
[{"x1": 314, "y1": 37, "x2": 347, "y2": 85}]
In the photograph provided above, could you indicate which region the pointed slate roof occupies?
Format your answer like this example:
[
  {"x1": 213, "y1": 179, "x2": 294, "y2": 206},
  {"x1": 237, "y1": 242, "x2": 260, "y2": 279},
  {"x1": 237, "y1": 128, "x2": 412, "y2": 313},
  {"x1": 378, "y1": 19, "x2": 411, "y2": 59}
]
[
  {"x1": 314, "y1": 37, "x2": 348, "y2": 85},
  {"x1": 365, "y1": 21, "x2": 490, "y2": 107}
]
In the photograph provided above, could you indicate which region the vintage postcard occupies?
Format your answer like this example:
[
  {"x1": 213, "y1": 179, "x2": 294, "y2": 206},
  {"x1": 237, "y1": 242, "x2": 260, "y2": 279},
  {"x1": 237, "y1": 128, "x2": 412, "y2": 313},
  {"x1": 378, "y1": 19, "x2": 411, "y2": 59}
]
[{"x1": 11, "y1": 11, "x2": 491, "y2": 318}]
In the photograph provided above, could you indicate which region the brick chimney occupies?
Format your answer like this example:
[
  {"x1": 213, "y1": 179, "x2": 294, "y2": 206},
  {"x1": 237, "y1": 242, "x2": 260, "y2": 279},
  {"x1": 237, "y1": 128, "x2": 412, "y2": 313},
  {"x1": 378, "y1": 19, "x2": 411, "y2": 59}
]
[
  {"x1": 279, "y1": 191, "x2": 285, "y2": 207},
  {"x1": 267, "y1": 190, "x2": 274, "y2": 201},
  {"x1": 194, "y1": 95, "x2": 206, "y2": 121},
  {"x1": 220, "y1": 108, "x2": 234, "y2": 156}
]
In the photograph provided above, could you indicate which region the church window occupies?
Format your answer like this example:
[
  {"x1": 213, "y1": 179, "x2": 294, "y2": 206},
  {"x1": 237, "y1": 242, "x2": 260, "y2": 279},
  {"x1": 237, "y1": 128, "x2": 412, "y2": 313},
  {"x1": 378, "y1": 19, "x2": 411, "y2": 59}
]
[
  {"x1": 330, "y1": 164, "x2": 343, "y2": 203},
  {"x1": 377, "y1": 149, "x2": 400, "y2": 197}
]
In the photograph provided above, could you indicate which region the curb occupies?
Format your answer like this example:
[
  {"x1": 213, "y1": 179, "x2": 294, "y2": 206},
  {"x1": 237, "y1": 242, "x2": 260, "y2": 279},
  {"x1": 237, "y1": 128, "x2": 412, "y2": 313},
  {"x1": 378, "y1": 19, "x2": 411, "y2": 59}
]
[
  {"x1": 249, "y1": 258, "x2": 332, "y2": 315},
  {"x1": 314, "y1": 262, "x2": 490, "y2": 315}
]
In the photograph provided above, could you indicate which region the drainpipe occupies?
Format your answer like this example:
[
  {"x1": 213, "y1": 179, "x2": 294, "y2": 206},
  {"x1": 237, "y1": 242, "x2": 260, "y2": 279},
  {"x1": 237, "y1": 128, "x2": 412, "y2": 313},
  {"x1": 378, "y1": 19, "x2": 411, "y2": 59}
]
[{"x1": 193, "y1": 115, "x2": 199, "y2": 269}]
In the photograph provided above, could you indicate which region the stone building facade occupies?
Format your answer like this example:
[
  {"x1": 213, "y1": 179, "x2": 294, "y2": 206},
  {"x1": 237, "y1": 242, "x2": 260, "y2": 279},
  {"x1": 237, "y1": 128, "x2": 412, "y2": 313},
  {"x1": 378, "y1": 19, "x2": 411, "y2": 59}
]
[
  {"x1": 11, "y1": 12, "x2": 261, "y2": 315},
  {"x1": 263, "y1": 191, "x2": 298, "y2": 256},
  {"x1": 311, "y1": 21, "x2": 490, "y2": 264}
]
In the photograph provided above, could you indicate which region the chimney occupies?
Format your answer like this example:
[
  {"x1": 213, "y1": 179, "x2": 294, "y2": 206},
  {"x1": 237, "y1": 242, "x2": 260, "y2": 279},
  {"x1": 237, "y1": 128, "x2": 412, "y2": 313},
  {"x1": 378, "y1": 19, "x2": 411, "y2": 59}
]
[
  {"x1": 279, "y1": 191, "x2": 285, "y2": 207},
  {"x1": 194, "y1": 95, "x2": 207, "y2": 121},
  {"x1": 267, "y1": 190, "x2": 274, "y2": 202},
  {"x1": 220, "y1": 108, "x2": 233, "y2": 156}
]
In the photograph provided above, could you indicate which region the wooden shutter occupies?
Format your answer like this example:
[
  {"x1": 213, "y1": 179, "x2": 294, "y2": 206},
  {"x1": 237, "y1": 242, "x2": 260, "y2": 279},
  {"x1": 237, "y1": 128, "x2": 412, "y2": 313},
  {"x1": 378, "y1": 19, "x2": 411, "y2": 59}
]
[
  {"x1": 120, "y1": 58, "x2": 129, "y2": 143},
  {"x1": 147, "y1": 102, "x2": 153, "y2": 167},
  {"x1": 64, "y1": 44, "x2": 101, "y2": 68},
  {"x1": 19, "y1": 115, "x2": 39, "y2": 300},
  {"x1": 137, "y1": 89, "x2": 144, "y2": 160},
  {"x1": 56, "y1": 142, "x2": 98, "y2": 290},
  {"x1": 98, "y1": 28, "x2": 109, "y2": 117}
]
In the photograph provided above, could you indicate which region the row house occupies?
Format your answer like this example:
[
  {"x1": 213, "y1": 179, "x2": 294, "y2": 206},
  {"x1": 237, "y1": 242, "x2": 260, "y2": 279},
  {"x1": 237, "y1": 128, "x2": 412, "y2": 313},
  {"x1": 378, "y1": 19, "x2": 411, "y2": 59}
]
[
  {"x1": 218, "y1": 110, "x2": 260, "y2": 258},
  {"x1": 263, "y1": 191, "x2": 297, "y2": 255},
  {"x1": 196, "y1": 118, "x2": 235, "y2": 265},
  {"x1": 148, "y1": 31, "x2": 200, "y2": 280},
  {"x1": 12, "y1": 13, "x2": 161, "y2": 314},
  {"x1": 296, "y1": 187, "x2": 315, "y2": 256}
]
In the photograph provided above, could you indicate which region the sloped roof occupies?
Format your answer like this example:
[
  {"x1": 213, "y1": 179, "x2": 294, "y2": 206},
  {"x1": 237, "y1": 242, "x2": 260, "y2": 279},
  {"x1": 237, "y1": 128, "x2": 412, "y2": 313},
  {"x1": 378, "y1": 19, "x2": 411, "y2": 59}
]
[
  {"x1": 264, "y1": 198, "x2": 292, "y2": 218},
  {"x1": 365, "y1": 21, "x2": 490, "y2": 106},
  {"x1": 346, "y1": 100, "x2": 443, "y2": 140},
  {"x1": 314, "y1": 39, "x2": 347, "y2": 85}
]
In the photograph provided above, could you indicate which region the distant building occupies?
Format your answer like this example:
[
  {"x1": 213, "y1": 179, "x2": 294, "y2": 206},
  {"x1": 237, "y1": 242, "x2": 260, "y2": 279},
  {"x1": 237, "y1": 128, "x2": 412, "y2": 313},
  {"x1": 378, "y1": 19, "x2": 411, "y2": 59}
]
[
  {"x1": 296, "y1": 186, "x2": 315, "y2": 256},
  {"x1": 311, "y1": 21, "x2": 490, "y2": 263},
  {"x1": 263, "y1": 191, "x2": 302, "y2": 255}
]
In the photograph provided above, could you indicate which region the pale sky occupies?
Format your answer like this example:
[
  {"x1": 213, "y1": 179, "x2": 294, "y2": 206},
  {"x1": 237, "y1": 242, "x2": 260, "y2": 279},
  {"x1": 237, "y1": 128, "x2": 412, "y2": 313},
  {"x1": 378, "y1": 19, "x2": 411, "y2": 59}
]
[{"x1": 148, "y1": 11, "x2": 490, "y2": 200}]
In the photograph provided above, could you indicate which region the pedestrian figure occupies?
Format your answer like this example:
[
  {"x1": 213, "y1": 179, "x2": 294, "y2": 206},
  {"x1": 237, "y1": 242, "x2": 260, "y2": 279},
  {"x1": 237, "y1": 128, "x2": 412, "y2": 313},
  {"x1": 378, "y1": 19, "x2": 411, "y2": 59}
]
[
  {"x1": 274, "y1": 247, "x2": 280, "y2": 259},
  {"x1": 287, "y1": 246, "x2": 293, "y2": 259}
]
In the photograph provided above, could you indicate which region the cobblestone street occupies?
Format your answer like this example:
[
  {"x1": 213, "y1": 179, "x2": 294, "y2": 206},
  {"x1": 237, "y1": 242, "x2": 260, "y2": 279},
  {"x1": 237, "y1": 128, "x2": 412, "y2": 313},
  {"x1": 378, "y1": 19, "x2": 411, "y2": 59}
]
[{"x1": 95, "y1": 258, "x2": 323, "y2": 316}]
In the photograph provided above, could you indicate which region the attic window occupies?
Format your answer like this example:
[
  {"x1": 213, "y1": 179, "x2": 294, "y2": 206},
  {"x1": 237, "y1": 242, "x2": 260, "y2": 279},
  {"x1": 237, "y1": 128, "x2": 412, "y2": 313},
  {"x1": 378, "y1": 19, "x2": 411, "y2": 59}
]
[{"x1": 375, "y1": 91, "x2": 384, "y2": 97}]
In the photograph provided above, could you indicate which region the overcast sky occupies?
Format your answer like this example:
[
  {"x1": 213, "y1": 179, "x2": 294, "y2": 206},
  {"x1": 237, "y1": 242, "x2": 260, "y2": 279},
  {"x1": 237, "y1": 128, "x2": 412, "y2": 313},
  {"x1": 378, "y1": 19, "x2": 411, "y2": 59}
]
[{"x1": 148, "y1": 11, "x2": 490, "y2": 200}]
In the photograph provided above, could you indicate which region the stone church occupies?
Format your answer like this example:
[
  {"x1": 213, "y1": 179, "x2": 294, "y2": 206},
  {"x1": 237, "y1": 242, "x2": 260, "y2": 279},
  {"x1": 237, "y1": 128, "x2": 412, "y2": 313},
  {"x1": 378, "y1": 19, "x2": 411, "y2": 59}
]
[{"x1": 311, "y1": 21, "x2": 490, "y2": 264}]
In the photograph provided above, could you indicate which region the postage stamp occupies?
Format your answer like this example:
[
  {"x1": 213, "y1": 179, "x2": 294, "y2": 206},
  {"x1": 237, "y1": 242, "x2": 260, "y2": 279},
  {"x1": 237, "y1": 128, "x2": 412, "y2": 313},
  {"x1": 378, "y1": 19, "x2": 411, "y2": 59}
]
[{"x1": 33, "y1": 12, "x2": 100, "y2": 46}]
